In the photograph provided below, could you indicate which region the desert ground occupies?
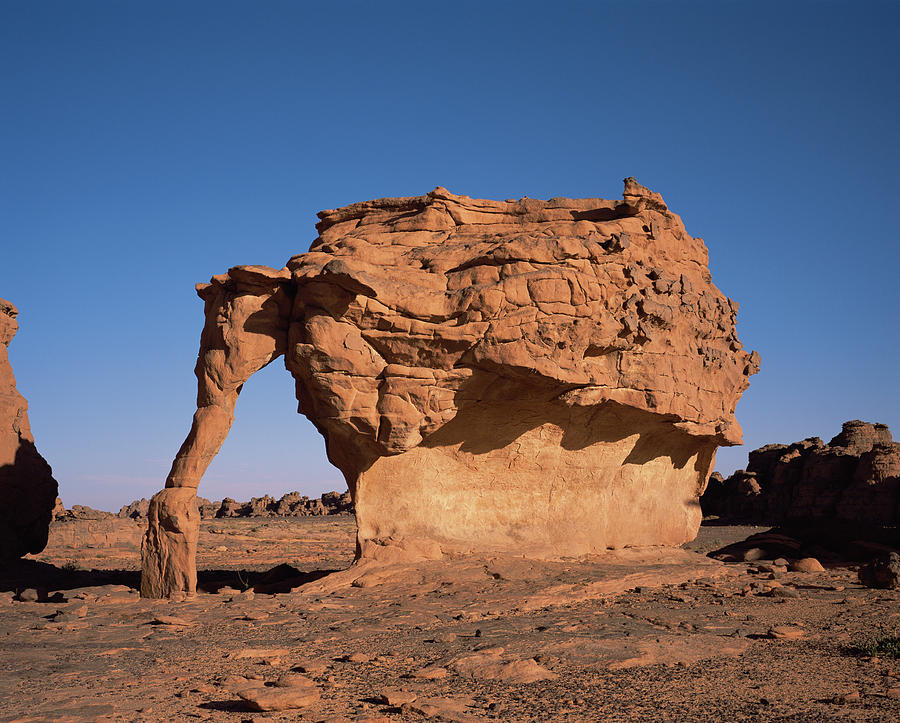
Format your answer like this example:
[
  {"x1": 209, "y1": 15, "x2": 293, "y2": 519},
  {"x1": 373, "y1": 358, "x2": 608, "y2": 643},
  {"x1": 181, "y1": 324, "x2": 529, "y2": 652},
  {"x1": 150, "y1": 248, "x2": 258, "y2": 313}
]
[{"x1": 1, "y1": 515, "x2": 898, "y2": 722}]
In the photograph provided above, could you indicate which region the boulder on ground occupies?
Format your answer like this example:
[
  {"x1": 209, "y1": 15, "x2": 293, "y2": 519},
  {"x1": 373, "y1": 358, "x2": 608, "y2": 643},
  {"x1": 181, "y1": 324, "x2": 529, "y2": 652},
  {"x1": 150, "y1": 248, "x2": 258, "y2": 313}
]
[{"x1": 858, "y1": 552, "x2": 900, "y2": 589}]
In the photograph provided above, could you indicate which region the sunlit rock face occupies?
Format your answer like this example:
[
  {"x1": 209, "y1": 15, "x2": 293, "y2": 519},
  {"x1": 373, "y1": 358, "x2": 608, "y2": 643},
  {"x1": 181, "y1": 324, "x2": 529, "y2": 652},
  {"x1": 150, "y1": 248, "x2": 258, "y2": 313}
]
[
  {"x1": 141, "y1": 179, "x2": 759, "y2": 597},
  {"x1": 0, "y1": 299, "x2": 58, "y2": 559}
]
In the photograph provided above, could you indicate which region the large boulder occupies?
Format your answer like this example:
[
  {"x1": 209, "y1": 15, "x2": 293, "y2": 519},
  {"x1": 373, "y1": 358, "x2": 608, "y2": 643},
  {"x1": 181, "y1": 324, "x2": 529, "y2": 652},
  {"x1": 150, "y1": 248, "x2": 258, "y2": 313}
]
[
  {"x1": 702, "y1": 420, "x2": 900, "y2": 525},
  {"x1": 142, "y1": 179, "x2": 758, "y2": 597},
  {"x1": 0, "y1": 299, "x2": 58, "y2": 559}
]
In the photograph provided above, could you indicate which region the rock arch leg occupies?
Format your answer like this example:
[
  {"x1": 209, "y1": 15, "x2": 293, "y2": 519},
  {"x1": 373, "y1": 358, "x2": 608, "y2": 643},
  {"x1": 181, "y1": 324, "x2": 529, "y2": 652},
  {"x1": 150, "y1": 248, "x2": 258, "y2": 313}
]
[{"x1": 140, "y1": 268, "x2": 291, "y2": 598}]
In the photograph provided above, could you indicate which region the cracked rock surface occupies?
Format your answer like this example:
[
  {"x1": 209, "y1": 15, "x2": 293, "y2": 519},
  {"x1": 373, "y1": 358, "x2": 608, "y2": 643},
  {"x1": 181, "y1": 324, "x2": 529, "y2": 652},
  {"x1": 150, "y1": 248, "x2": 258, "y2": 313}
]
[{"x1": 143, "y1": 179, "x2": 758, "y2": 597}]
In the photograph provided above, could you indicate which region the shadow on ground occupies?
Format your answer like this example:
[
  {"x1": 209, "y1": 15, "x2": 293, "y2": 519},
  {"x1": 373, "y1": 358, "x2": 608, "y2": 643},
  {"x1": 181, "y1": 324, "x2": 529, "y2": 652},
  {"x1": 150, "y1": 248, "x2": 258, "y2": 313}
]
[{"x1": 0, "y1": 558, "x2": 340, "y2": 599}]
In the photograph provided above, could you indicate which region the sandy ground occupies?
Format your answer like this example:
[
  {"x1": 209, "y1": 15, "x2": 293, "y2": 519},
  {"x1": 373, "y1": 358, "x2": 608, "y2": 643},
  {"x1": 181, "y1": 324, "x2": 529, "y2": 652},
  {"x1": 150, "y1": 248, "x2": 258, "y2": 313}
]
[{"x1": 1, "y1": 517, "x2": 898, "y2": 722}]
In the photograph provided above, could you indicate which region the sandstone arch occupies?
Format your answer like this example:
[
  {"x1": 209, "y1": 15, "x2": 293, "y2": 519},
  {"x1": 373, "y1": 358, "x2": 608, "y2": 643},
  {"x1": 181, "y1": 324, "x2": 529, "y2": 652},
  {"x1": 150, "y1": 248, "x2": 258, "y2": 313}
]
[{"x1": 141, "y1": 179, "x2": 759, "y2": 598}]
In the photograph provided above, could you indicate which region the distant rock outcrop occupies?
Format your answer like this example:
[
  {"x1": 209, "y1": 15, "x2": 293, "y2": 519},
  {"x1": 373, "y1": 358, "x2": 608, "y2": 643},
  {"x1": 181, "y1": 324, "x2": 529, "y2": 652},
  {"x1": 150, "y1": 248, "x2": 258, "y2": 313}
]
[
  {"x1": 702, "y1": 420, "x2": 900, "y2": 524},
  {"x1": 142, "y1": 180, "x2": 758, "y2": 597},
  {"x1": 54, "y1": 490, "x2": 353, "y2": 521},
  {"x1": 0, "y1": 299, "x2": 58, "y2": 558}
]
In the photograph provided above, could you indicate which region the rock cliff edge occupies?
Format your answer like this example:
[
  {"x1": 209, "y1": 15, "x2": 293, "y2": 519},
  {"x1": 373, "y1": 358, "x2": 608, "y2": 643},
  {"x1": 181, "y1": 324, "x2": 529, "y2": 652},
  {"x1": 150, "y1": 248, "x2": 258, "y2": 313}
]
[{"x1": 0, "y1": 299, "x2": 58, "y2": 559}]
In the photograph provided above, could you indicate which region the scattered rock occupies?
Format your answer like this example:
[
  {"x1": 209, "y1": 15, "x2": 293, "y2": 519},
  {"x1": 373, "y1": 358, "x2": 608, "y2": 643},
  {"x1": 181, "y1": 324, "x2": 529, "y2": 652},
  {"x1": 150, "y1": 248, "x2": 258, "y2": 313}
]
[
  {"x1": 17, "y1": 588, "x2": 39, "y2": 602},
  {"x1": 768, "y1": 626, "x2": 805, "y2": 640},
  {"x1": 403, "y1": 697, "x2": 476, "y2": 722},
  {"x1": 410, "y1": 665, "x2": 449, "y2": 680},
  {"x1": 274, "y1": 672, "x2": 314, "y2": 688},
  {"x1": 377, "y1": 688, "x2": 418, "y2": 706},
  {"x1": 790, "y1": 558, "x2": 825, "y2": 573},
  {"x1": 293, "y1": 659, "x2": 330, "y2": 675},
  {"x1": 832, "y1": 691, "x2": 861, "y2": 704},
  {"x1": 240, "y1": 611, "x2": 269, "y2": 621},
  {"x1": 231, "y1": 648, "x2": 291, "y2": 659},
  {"x1": 236, "y1": 682, "x2": 320, "y2": 711},
  {"x1": 768, "y1": 586, "x2": 800, "y2": 599},
  {"x1": 150, "y1": 615, "x2": 192, "y2": 626},
  {"x1": 858, "y1": 552, "x2": 900, "y2": 589},
  {"x1": 344, "y1": 652, "x2": 371, "y2": 663},
  {"x1": 452, "y1": 649, "x2": 558, "y2": 683}
]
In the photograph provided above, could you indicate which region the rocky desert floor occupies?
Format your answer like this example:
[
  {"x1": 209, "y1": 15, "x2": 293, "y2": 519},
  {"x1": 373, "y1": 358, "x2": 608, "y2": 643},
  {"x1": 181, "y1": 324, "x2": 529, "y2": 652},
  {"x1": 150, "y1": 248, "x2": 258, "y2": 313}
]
[{"x1": 1, "y1": 517, "x2": 899, "y2": 722}]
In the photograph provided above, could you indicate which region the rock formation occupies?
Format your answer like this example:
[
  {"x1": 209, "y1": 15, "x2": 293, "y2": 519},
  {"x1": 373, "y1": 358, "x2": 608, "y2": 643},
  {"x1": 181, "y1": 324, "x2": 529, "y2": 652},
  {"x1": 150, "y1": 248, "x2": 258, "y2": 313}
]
[
  {"x1": 141, "y1": 179, "x2": 758, "y2": 597},
  {"x1": 114, "y1": 491, "x2": 352, "y2": 520},
  {"x1": 0, "y1": 298, "x2": 58, "y2": 558},
  {"x1": 701, "y1": 420, "x2": 900, "y2": 524}
]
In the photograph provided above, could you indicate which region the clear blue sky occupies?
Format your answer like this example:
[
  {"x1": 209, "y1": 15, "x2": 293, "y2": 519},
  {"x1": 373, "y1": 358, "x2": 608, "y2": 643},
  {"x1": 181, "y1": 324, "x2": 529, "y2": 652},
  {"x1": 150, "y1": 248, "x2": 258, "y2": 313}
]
[{"x1": 2, "y1": 1, "x2": 898, "y2": 510}]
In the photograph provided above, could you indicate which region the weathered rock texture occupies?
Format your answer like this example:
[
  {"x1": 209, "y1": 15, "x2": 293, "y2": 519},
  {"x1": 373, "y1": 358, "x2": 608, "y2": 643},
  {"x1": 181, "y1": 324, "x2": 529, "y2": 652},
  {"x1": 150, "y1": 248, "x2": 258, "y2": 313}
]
[
  {"x1": 142, "y1": 179, "x2": 758, "y2": 597},
  {"x1": 0, "y1": 299, "x2": 58, "y2": 559},
  {"x1": 702, "y1": 420, "x2": 900, "y2": 524}
]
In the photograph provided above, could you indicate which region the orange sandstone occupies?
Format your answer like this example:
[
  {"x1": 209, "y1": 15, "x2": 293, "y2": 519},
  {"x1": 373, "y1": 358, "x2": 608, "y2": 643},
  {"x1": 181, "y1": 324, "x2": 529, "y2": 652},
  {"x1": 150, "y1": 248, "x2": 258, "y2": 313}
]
[{"x1": 141, "y1": 179, "x2": 759, "y2": 597}]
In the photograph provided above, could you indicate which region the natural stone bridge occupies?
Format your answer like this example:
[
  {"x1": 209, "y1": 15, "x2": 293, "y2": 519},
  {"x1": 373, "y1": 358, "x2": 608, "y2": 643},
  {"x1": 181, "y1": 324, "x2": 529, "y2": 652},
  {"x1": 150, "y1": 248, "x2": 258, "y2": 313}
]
[{"x1": 141, "y1": 179, "x2": 759, "y2": 598}]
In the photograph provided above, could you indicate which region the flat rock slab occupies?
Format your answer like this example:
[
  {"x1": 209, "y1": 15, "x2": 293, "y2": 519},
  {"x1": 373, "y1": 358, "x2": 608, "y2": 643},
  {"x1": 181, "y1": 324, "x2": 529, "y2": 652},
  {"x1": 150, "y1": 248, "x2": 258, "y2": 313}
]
[
  {"x1": 295, "y1": 545, "x2": 729, "y2": 606},
  {"x1": 236, "y1": 683, "x2": 320, "y2": 711}
]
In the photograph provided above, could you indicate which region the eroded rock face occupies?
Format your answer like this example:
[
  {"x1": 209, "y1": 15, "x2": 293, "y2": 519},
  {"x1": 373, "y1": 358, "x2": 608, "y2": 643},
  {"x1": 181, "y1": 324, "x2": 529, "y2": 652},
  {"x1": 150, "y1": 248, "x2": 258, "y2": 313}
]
[
  {"x1": 141, "y1": 179, "x2": 758, "y2": 596},
  {"x1": 701, "y1": 420, "x2": 900, "y2": 524},
  {"x1": 0, "y1": 299, "x2": 58, "y2": 559}
]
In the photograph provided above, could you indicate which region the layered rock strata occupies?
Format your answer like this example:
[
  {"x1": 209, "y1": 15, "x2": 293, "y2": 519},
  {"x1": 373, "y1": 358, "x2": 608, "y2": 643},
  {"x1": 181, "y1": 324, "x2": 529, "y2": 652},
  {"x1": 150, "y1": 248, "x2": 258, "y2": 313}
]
[
  {"x1": 142, "y1": 179, "x2": 758, "y2": 597},
  {"x1": 702, "y1": 420, "x2": 900, "y2": 525},
  {"x1": 0, "y1": 299, "x2": 58, "y2": 558}
]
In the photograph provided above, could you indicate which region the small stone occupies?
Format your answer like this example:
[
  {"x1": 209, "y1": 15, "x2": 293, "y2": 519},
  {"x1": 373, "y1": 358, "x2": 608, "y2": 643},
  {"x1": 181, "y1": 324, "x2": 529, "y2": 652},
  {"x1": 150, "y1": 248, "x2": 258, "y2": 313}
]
[
  {"x1": 274, "y1": 673, "x2": 314, "y2": 688},
  {"x1": 404, "y1": 698, "x2": 468, "y2": 719},
  {"x1": 345, "y1": 652, "x2": 371, "y2": 663},
  {"x1": 293, "y1": 659, "x2": 329, "y2": 675},
  {"x1": 377, "y1": 687, "x2": 418, "y2": 706},
  {"x1": 768, "y1": 625, "x2": 804, "y2": 640},
  {"x1": 743, "y1": 548, "x2": 767, "y2": 562},
  {"x1": 410, "y1": 665, "x2": 449, "y2": 679},
  {"x1": 886, "y1": 687, "x2": 900, "y2": 700},
  {"x1": 240, "y1": 611, "x2": 269, "y2": 621},
  {"x1": 790, "y1": 557, "x2": 825, "y2": 573},
  {"x1": 17, "y1": 588, "x2": 39, "y2": 602},
  {"x1": 215, "y1": 545, "x2": 228, "y2": 552},
  {"x1": 772, "y1": 558, "x2": 789, "y2": 567},
  {"x1": 151, "y1": 615, "x2": 192, "y2": 626},
  {"x1": 768, "y1": 586, "x2": 799, "y2": 599},
  {"x1": 232, "y1": 648, "x2": 291, "y2": 659},
  {"x1": 832, "y1": 691, "x2": 860, "y2": 704}
]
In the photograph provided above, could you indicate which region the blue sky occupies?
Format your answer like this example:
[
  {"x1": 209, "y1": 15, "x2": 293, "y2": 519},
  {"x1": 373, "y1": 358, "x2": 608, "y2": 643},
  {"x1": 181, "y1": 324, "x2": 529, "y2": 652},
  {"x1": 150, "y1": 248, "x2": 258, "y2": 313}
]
[{"x1": 2, "y1": 1, "x2": 898, "y2": 509}]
